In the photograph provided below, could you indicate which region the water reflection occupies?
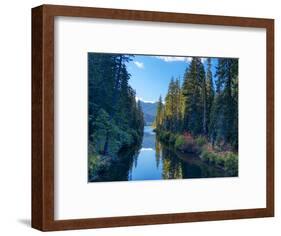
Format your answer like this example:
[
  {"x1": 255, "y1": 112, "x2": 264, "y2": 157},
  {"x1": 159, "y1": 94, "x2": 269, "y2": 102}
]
[
  {"x1": 93, "y1": 126, "x2": 226, "y2": 182},
  {"x1": 128, "y1": 126, "x2": 226, "y2": 181}
]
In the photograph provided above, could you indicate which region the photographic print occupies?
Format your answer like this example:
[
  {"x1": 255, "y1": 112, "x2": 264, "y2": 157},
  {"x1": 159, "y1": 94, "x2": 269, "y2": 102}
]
[
  {"x1": 88, "y1": 53, "x2": 238, "y2": 182},
  {"x1": 32, "y1": 6, "x2": 274, "y2": 230}
]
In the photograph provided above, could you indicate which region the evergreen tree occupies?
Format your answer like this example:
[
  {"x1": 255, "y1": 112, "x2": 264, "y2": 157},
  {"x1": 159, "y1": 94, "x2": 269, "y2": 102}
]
[
  {"x1": 174, "y1": 77, "x2": 183, "y2": 132},
  {"x1": 163, "y1": 77, "x2": 182, "y2": 132},
  {"x1": 182, "y1": 58, "x2": 205, "y2": 135},
  {"x1": 205, "y1": 58, "x2": 215, "y2": 136},
  {"x1": 164, "y1": 78, "x2": 175, "y2": 131},
  {"x1": 209, "y1": 58, "x2": 238, "y2": 150},
  {"x1": 153, "y1": 56, "x2": 238, "y2": 152},
  {"x1": 154, "y1": 95, "x2": 164, "y2": 129},
  {"x1": 88, "y1": 53, "x2": 145, "y2": 158}
]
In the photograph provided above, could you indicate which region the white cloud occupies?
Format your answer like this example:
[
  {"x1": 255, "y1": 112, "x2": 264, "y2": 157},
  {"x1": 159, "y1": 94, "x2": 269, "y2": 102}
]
[
  {"x1": 133, "y1": 61, "x2": 144, "y2": 69},
  {"x1": 155, "y1": 56, "x2": 192, "y2": 63},
  {"x1": 136, "y1": 96, "x2": 156, "y2": 104},
  {"x1": 141, "y1": 148, "x2": 154, "y2": 151},
  {"x1": 155, "y1": 56, "x2": 208, "y2": 63}
]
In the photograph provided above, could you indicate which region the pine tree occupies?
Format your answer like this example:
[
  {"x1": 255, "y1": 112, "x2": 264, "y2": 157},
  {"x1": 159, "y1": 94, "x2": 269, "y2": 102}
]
[
  {"x1": 164, "y1": 78, "x2": 175, "y2": 131},
  {"x1": 175, "y1": 77, "x2": 182, "y2": 132},
  {"x1": 153, "y1": 56, "x2": 238, "y2": 152},
  {"x1": 182, "y1": 57, "x2": 205, "y2": 135},
  {"x1": 88, "y1": 53, "x2": 145, "y2": 158},
  {"x1": 205, "y1": 58, "x2": 215, "y2": 136},
  {"x1": 209, "y1": 58, "x2": 238, "y2": 150},
  {"x1": 154, "y1": 95, "x2": 164, "y2": 129}
]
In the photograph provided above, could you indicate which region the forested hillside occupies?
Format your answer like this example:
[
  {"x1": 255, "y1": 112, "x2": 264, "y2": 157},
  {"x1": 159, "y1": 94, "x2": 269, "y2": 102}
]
[
  {"x1": 154, "y1": 57, "x2": 238, "y2": 176},
  {"x1": 139, "y1": 100, "x2": 157, "y2": 125},
  {"x1": 88, "y1": 53, "x2": 144, "y2": 181}
]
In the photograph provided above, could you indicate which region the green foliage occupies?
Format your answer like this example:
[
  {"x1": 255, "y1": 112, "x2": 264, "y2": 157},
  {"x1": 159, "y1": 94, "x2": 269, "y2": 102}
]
[
  {"x1": 154, "y1": 95, "x2": 164, "y2": 129},
  {"x1": 205, "y1": 58, "x2": 215, "y2": 135},
  {"x1": 89, "y1": 53, "x2": 239, "y2": 179},
  {"x1": 157, "y1": 130, "x2": 176, "y2": 145},
  {"x1": 168, "y1": 133, "x2": 176, "y2": 144},
  {"x1": 214, "y1": 156, "x2": 225, "y2": 167},
  {"x1": 182, "y1": 58, "x2": 205, "y2": 135},
  {"x1": 154, "y1": 57, "x2": 238, "y2": 153},
  {"x1": 153, "y1": 78, "x2": 181, "y2": 132},
  {"x1": 174, "y1": 133, "x2": 199, "y2": 153},
  {"x1": 209, "y1": 58, "x2": 238, "y2": 149},
  {"x1": 200, "y1": 149, "x2": 217, "y2": 164},
  {"x1": 195, "y1": 135, "x2": 207, "y2": 147},
  {"x1": 88, "y1": 53, "x2": 144, "y2": 161},
  {"x1": 224, "y1": 153, "x2": 238, "y2": 176},
  {"x1": 88, "y1": 153, "x2": 100, "y2": 174},
  {"x1": 161, "y1": 147, "x2": 184, "y2": 179},
  {"x1": 88, "y1": 153, "x2": 111, "y2": 181},
  {"x1": 200, "y1": 149, "x2": 237, "y2": 175},
  {"x1": 175, "y1": 135, "x2": 185, "y2": 150}
]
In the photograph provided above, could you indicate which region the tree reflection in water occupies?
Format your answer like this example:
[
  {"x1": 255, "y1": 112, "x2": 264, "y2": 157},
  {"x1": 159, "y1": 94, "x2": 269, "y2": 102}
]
[{"x1": 90, "y1": 126, "x2": 226, "y2": 182}]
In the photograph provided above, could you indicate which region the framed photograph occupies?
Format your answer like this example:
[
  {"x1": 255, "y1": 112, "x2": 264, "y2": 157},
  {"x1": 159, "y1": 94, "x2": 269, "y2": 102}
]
[{"x1": 32, "y1": 4, "x2": 274, "y2": 231}]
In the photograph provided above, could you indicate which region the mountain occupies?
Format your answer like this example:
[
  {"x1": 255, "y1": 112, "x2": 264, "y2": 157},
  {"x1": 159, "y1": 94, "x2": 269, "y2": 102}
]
[{"x1": 139, "y1": 101, "x2": 158, "y2": 126}]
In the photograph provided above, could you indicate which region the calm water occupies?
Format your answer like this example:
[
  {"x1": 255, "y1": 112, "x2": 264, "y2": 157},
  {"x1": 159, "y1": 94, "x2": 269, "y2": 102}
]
[
  {"x1": 128, "y1": 126, "x2": 162, "y2": 180},
  {"x1": 126, "y1": 126, "x2": 226, "y2": 181},
  {"x1": 91, "y1": 126, "x2": 226, "y2": 182}
]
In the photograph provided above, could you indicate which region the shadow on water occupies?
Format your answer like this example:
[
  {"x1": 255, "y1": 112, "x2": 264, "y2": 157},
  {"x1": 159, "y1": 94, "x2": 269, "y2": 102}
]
[
  {"x1": 159, "y1": 144, "x2": 226, "y2": 179},
  {"x1": 90, "y1": 126, "x2": 227, "y2": 182},
  {"x1": 91, "y1": 144, "x2": 141, "y2": 182}
]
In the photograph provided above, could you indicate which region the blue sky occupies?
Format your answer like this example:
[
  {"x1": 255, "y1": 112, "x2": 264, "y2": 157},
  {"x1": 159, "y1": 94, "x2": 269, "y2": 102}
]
[{"x1": 127, "y1": 55, "x2": 218, "y2": 103}]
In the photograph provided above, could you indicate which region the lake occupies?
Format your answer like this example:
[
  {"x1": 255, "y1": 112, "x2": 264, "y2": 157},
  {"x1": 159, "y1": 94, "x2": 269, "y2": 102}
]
[
  {"x1": 127, "y1": 126, "x2": 226, "y2": 181},
  {"x1": 93, "y1": 126, "x2": 227, "y2": 182}
]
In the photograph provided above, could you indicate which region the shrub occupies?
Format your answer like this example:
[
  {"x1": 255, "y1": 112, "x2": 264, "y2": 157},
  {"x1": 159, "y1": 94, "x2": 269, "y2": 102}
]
[
  {"x1": 175, "y1": 135, "x2": 185, "y2": 150},
  {"x1": 168, "y1": 133, "x2": 176, "y2": 144},
  {"x1": 200, "y1": 149, "x2": 225, "y2": 168},
  {"x1": 88, "y1": 153, "x2": 112, "y2": 181},
  {"x1": 159, "y1": 131, "x2": 170, "y2": 142},
  {"x1": 88, "y1": 153, "x2": 101, "y2": 180},
  {"x1": 224, "y1": 153, "x2": 238, "y2": 176},
  {"x1": 195, "y1": 135, "x2": 207, "y2": 147},
  {"x1": 214, "y1": 155, "x2": 225, "y2": 167},
  {"x1": 200, "y1": 149, "x2": 209, "y2": 162},
  {"x1": 158, "y1": 131, "x2": 178, "y2": 144},
  {"x1": 180, "y1": 132, "x2": 198, "y2": 153},
  {"x1": 208, "y1": 152, "x2": 217, "y2": 164},
  {"x1": 200, "y1": 148, "x2": 237, "y2": 174},
  {"x1": 200, "y1": 149, "x2": 215, "y2": 163}
]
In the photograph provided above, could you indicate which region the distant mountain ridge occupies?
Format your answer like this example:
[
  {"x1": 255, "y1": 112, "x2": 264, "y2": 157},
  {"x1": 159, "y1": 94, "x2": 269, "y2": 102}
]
[{"x1": 139, "y1": 100, "x2": 158, "y2": 125}]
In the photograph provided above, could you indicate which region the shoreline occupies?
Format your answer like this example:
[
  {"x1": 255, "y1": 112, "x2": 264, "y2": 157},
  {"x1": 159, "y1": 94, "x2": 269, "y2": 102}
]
[{"x1": 154, "y1": 129, "x2": 238, "y2": 176}]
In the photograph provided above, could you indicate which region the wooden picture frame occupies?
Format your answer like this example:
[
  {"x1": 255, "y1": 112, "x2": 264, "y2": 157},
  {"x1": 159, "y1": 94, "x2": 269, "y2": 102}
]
[{"x1": 32, "y1": 4, "x2": 274, "y2": 231}]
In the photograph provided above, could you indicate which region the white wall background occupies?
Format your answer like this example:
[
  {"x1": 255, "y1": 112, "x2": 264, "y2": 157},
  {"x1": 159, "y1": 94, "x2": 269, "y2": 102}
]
[{"x1": 0, "y1": 0, "x2": 279, "y2": 235}]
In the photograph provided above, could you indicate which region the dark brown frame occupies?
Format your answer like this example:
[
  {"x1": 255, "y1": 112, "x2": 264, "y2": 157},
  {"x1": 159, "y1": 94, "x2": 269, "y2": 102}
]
[{"x1": 32, "y1": 4, "x2": 274, "y2": 231}]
